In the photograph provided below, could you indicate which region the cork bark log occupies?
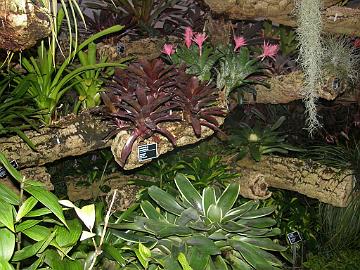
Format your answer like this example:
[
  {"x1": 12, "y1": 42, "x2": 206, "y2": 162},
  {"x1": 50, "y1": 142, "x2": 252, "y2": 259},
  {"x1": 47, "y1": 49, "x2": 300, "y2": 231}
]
[
  {"x1": 232, "y1": 155, "x2": 354, "y2": 207},
  {"x1": 64, "y1": 154, "x2": 354, "y2": 207},
  {"x1": 0, "y1": 0, "x2": 51, "y2": 51},
  {"x1": 201, "y1": 0, "x2": 360, "y2": 36},
  {"x1": 0, "y1": 112, "x2": 112, "y2": 169},
  {"x1": 0, "y1": 110, "x2": 353, "y2": 207}
]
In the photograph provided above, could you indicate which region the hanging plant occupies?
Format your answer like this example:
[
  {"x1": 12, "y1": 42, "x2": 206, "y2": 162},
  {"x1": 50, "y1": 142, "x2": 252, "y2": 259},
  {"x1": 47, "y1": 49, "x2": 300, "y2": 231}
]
[{"x1": 296, "y1": 0, "x2": 324, "y2": 135}]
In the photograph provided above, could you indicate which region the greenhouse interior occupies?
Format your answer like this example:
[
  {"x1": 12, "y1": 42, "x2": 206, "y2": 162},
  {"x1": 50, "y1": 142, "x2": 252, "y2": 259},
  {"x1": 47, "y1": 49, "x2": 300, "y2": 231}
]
[{"x1": 0, "y1": 0, "x2": 360, "y2": 269}]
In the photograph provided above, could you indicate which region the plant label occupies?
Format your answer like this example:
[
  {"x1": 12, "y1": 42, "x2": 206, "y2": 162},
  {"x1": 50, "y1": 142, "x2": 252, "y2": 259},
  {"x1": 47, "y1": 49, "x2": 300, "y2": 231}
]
[
  {"x1": 0, "y1": 160, "x2": 19, "y2": 178},
  {"x1": 138, "y1": 143, "x2": 158, "y2": 162},
  {"x1": 287, "y1": 231, "x2": 302, "y2": 245}
]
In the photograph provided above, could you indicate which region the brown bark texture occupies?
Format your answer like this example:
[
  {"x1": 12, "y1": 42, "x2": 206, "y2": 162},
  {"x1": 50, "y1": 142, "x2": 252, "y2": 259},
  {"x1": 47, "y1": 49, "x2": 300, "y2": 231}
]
[
  {"x1": 233, "y1": 155, "x2": 354, "y2": 207},
  {"x1": 0, "y1": 112, "x2": 112, "y2": 169},
  {"x1": 201, "y1": 0, "x2": 360, "y2": 36},
  {"x1": 0, "y1": 0, "x2": 51, "y2": 51}
]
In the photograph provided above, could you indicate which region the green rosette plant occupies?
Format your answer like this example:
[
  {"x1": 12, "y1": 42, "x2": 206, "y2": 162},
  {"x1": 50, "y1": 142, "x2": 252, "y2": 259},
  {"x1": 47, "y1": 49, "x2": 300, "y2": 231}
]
[
  {"x1": 228, "y1": 116, "x2": 300, "y2": 162},
  {"x1": 19, "y1": 24, "x2": 127, "y2": 124},
  {"x1": 108, "y1": 173, "x2": 286, "y2": 269}
]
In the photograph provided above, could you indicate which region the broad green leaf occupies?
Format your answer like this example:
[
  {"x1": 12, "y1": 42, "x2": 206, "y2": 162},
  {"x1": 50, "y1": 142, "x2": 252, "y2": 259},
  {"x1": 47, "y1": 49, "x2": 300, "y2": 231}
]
[
  {"x1": 148, "y1": 186, "x2": 184, "y2": 215},
  {"x1": 141, "y1": 200, "x2": 164, "y2": 220},
  {"x1": 25, "y1": 207, "x2": 52, "y2": 217},
  {"x1": 235, "y1": 237, "x2": 286, "y2": 251},
  {"x1": 214, "y1": 255, "x2": 229, "y2": 270},
  {"x1": 0, "y1": 154, "x2": 23, "y2": 182},
  {"x1": 220, "y1": 221, "x2": 250, "y2": 233},
  {"x1": 144, "y1": 219, "x2": 192, "y2": 237},
  {"x1": 12, "y1": 239, "x2": 45, "y2": 261},
  {"x1": 178, "y1": 253, "x2": 193, "y2": 270},
  {"x1": 24, "y1": 257, "x2": 42, "y2": 270},
  {"x1": 0, "y1": 228, "x2": 15, "y2": 261},
  {"x1": 188, "y1": 247, "x2": 209, "y2": 270},
  {"x1": 229, "y1": 240, "x2": 275, "y2": 269},
  {"x1": 227, "y1": 253, "x2": 252, "y2": 270},
  {"x1": 103, "y1": 243, "x2": 126, "y2": 266},
  {"x1": 0, "y1": 200, "x2": 14, "y2": 232},
  {"x1": 135, "y1": 243, "x2": 150, "y2": 269},
  {"x1": 202, "y1": 187, "x2": 216, "y2": 216},
  {"x1": 175, "y1": 208, "x2": 199, "y2": 226},
  {"x1": 185, "y1": 236, "x2": 220, "y2": 256},
  {"x1": 55, "y1": 219, "x2": 82, "y2": 247},
  {"x1": 15, "y1": 220, "x2": 42, "y2": 232},
  {"x1": 175, "y1": 173, "x2": 202, "y2": 212},
  {"x1": 23, "y1": 225, "x2": 52, "y2": 241},
  {"x1": 110, "y1": 230, "x2": 156, "y2": 245},
  {"x1": 207, "y1": 204, "x2": 222, "y2": 223},
  {"x1": 236, "y1": 217, "x2": 276, "y2": 228},
  {"x1": 0, "y1": 258, "x2": 14, "y2": 270},
  {"x1": 16, "y1": 197, "x2": 38, "y2": 221},
  {"x1": 240, "y1": 206, "x2": 276, "y2": 219},
  {"x1": 0, "y1": 183, "x2": 19, "y2": 205},
  {"x1": 74, "y1": 204, "x2": 95, "y2": 231},
  {"x1": 24, "y1": 185, "x2": 67, "y2": 227},
  {"x1": 217, "y1": 183, "x2": 240, "y2": 215}
]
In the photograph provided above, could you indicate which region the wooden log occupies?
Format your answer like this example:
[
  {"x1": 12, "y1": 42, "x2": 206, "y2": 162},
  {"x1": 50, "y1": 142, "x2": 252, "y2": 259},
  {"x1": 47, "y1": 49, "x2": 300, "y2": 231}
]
[
  {"x1": 64, "y1": 153, "x2": 353, "y2": 208},
  {"x1": 232, "y1": 155, "x2": 354, "y2": 207},
  {"x1": 0, "y1": 112, "x2": 112, "y2": 169},
  {"x1": 0, "y1": 0, "x2": 51, "y2": 51},
  {"x1": 201, "y1": 0, "x2": 360, "y2": 36}
]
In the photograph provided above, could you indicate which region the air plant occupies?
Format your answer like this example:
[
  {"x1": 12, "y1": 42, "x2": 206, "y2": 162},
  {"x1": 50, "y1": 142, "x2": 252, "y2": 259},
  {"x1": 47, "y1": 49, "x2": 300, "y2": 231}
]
[{"x1": 175, "y1": 75, "x2": 225, "y2": 137}]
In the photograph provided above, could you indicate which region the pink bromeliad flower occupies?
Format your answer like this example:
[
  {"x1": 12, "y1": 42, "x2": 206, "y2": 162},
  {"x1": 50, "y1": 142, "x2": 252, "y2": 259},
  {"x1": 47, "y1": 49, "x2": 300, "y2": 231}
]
[
  {"x1": 161, "y1": 44, "x2": 176, "y2": 56},
  {"x1": 259, "y1": 41, "x2": 279, "y2": 61},
  {"x1": 233, "y1": 36, "x2": 247, "y2": 51},
  {"x1": 193, "y1": 32, "x2": 207, "y2": 56},
  {"x1": 184, "y1": 27, "x2": 193, "y2": 48}
]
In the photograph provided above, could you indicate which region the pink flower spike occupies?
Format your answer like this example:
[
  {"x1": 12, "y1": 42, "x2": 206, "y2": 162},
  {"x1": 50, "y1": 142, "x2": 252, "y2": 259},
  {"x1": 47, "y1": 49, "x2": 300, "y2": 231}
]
[
  {"x1": 233, "y1": 36, "x2": 247, "y2": 51},
  {"x1": 259, "y1": 41, "x2": 279, "y2": 61},
  {"x1": 184, "y1": 27, "x2": 193, "y2": 48},
  {"x1": 192, "y1": 32, "x2": 207, "y2": 56},
  {"x1": 161, "y1": 44, "x2": 176, "y2": 56}
]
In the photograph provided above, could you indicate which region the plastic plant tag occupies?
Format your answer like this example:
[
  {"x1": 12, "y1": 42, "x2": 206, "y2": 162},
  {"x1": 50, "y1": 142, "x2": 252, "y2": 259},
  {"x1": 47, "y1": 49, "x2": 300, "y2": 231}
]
[
  {"x1": 138, "y1": 143, "x2": 158, "y2": 162},
  {"x1": 287, "y1": 231, "x2": 302, "y2": 244},
  {"x1": 0, "y1": 160, "x2": 18, "y2": 178}
]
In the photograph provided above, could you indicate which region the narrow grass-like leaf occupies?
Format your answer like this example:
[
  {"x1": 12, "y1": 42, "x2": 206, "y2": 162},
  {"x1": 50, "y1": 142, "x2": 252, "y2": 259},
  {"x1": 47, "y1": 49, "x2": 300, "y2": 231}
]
[
  {"x1": 16, "y1": 197, "x2": 38, "y2": 221},
  {"x1": 0, "y1": 153, "x2": 23, "y2": 182}
]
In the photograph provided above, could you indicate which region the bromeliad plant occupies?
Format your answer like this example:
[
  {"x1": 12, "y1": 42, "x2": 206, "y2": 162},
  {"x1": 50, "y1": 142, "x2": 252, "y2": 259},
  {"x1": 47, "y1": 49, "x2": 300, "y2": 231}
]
[
  {"x1": 227, "y1": 116, "x2": 300, "y2": 162},
  {"x1": 101, "y1": 58, "x2": 226, "y2": 166},
  {"x1": 175, "y1": 75, "x2": 226, "y2": 137},
  {"x1": 19, "y1": 24, "x2": 126, "y2": 124},
  {"x1": 71, "y1": 42, "x2": 119, "y2": 113},
  {"x1": 108, "y1": 173, "x2": 286, "y2": 269}
]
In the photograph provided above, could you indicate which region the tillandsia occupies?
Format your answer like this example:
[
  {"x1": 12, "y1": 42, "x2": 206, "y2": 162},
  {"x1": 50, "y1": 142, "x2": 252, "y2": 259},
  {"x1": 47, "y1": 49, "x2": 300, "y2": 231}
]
[{"x1": 296, "y1": 0, "x2": 324, "y2": 135}]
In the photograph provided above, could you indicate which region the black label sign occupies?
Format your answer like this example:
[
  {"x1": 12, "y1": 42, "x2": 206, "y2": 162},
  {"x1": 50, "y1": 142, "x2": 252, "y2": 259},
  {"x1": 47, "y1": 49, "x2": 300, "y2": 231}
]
[
  {"x1": 0, "y1": 160, "x2": 19, "y2": 178},
  {"x1": 138, "y1": 143, "x2": 158, "y2": 162},
  {"x1": 287, "y1": 231, "x2": 302, "y2": 245}
]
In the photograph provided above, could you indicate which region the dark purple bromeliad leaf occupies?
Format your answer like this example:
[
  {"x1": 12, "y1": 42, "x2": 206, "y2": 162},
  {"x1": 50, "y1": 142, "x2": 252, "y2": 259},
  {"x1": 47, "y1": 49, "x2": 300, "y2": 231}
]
[{"x1": 101, "y1": 59, "x2": 226, "y2": 165}]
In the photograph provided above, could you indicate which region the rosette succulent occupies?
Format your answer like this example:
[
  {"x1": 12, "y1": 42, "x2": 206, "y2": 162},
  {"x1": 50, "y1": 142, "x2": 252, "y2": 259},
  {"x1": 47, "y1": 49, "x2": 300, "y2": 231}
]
[{"x1": 108, "y1": 174, "x2": 286, "y2": 269}]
